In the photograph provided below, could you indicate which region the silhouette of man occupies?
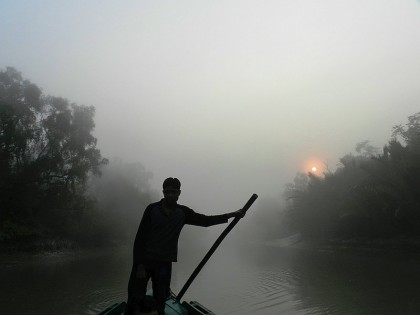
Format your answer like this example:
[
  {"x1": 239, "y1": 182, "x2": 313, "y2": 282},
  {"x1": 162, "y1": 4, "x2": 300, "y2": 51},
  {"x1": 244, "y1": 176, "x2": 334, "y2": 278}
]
[{"x1": 125, "y1": 177, "x2": 245, "y2": 315}]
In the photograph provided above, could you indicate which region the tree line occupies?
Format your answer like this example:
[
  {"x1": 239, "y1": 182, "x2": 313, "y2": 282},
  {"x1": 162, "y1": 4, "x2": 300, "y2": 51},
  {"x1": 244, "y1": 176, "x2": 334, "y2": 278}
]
[
  {"x1": 283, "y1": 112, "x2": 420, "y2": 242},
  {"x1": 0, "y1": 68, "x2": 156, "y2": 250},
  {"x1": 2, "y1": 67, "x2": 419, "y2": 249}
]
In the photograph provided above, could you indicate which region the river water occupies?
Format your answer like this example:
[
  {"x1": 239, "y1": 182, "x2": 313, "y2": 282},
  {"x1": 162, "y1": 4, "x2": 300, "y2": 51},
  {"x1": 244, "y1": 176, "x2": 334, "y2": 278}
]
[{"x1": 1, "y1": 244, "x2": 420, "y2": 315}]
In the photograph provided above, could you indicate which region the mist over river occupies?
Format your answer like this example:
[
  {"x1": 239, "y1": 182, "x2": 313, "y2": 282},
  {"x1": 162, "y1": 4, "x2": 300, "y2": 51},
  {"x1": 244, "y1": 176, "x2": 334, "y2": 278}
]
[{"x1": 1, "y1": 245, "x2": 420, "y2": 315}]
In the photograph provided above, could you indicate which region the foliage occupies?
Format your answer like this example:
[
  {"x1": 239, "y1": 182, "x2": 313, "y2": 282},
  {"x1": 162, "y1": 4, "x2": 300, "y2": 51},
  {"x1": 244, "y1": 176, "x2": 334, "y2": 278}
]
[
  {"x1": 0, "y1": 67, "x2": 212, "y2": 251},
  {"x1": 284, "y1": 113, "x2": 420, "y2": 241},
  {"x1": 0, "y1": 67, "x2": 108, "y2": 245},
  {"x1": 87, "y1": 159, "x2": 158, "y2": 244}
]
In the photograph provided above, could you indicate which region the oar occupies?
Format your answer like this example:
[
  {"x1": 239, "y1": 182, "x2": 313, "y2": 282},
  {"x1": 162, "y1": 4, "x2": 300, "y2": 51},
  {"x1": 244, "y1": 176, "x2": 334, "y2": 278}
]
[{"x1": 176, "y1": 193, "x2": 258, "y2": 301}]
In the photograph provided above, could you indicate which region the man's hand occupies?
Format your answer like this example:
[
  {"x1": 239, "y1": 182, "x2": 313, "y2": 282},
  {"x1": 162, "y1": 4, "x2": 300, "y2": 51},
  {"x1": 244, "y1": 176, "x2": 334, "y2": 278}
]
[
  {"x1": 232, "y1": 209, "x2": 246, "y2": 218},
  {"x1": 225, "y1": 209, "x2": 246, "y2": 220}
]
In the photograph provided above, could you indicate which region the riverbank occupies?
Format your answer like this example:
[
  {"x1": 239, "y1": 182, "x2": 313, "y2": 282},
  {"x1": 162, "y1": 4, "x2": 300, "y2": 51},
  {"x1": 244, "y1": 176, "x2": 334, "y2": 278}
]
[
  {"x1": 0, "y1": 238, "x2": 80, "y2": 256},
  {"x1": 262, "y1": 233, "x2": 420, "y2": 254},
  {"x1": 0, "y1": 244, "x2": 131, "y2": 268},
  {"x1": 0, "y1": 238, "x2": 129, "y2": 266}
]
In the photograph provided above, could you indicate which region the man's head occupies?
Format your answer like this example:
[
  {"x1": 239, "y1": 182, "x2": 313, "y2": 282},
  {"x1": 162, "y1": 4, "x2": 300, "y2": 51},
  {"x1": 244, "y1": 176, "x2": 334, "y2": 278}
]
[
  {"x1": 132, "y1": 295, "x2": 158, "y2": 315},
  {"x1": 162, "y1": 177, "x2": 181, "y2": 207}
]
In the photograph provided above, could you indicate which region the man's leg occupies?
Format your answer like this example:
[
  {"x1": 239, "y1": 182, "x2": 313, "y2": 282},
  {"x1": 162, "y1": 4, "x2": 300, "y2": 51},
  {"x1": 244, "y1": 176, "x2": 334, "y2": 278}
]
[
  {"x1": 125, "y1": 263, "x2": 149, "y2": 315},
  {"x1": 151, "y1": 261, "x2": 172, "y2": 315}
]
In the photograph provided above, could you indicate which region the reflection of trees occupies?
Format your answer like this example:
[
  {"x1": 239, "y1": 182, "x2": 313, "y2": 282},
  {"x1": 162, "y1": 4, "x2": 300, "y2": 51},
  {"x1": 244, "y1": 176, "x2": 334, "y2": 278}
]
[
  {"x1": 284, "y1": 112, "x2": 420, "y2": 241},
  {"x1": 237, "y1": 245, "x2": 420, "y2": 314},
  {"x1": 288, "y1": 249, "x2": 420, "y2": 314}
]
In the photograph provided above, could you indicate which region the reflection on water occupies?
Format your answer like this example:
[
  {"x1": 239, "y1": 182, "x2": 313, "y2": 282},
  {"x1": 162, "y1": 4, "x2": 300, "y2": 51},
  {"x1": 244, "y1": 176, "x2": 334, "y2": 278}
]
[
  {"x1": 0, "y1": 250, "x2": 130, "y2": 315},
  {"x1": 1, "y1": 245, "x2": 420, "y2": 315},
  {"x1": 238, "y1": 246, "x2": 420, "y2": 315}
]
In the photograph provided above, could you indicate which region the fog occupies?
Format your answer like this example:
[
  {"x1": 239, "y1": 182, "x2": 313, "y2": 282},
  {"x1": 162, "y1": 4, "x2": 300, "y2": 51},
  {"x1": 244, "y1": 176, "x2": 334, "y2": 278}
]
[{"x1": 2, "y1": 0, "x2": 420, "y2": 212}]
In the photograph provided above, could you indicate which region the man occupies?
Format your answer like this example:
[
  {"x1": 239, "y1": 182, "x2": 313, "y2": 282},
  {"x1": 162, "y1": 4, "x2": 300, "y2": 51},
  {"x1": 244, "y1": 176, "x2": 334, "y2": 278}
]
[{"x1": 125, "y1": 177, "x2": 245, "y2": 315}]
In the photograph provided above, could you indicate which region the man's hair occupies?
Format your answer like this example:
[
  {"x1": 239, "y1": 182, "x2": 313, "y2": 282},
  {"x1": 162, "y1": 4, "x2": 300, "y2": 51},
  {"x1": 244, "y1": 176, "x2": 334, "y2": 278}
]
[
  {"x1": 163, "y1": 177, "x2": 181, "y2": 190},
  {"x1": 133, "y1": 295, "x2": 158, "y2": 313}
]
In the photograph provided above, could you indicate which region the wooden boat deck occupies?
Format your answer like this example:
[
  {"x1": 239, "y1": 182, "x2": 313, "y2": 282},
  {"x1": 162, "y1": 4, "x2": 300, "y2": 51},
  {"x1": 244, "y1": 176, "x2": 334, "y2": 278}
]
[{"x1": 98, "y1": 296, "x2": 215, "y2": 315}]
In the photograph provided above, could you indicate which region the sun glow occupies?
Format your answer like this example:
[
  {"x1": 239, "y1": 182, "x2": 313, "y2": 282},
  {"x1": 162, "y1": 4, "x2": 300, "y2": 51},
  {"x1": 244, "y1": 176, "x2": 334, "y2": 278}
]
[{"x1": 301, "y1": 158, "x2": 324, "y2": 175}]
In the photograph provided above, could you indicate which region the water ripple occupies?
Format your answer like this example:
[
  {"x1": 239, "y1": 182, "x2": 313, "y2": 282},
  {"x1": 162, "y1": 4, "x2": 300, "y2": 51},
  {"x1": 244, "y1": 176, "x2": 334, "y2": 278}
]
[{"x1": 225, "y1": 268, "x2": 302, "y2": 315}]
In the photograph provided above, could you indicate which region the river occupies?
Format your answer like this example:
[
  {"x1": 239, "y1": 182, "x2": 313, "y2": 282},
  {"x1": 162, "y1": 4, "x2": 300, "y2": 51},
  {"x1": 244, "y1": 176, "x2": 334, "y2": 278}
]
[{"x1": 1, "y1": 244, "x2": 420, "y2": 315}]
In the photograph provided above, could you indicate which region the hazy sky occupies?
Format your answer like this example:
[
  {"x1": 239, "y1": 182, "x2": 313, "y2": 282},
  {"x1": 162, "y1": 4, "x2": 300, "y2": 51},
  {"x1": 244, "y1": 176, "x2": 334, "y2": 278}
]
[{"x1": 1, "y1": 0, "x2": 420, "y2": 211}]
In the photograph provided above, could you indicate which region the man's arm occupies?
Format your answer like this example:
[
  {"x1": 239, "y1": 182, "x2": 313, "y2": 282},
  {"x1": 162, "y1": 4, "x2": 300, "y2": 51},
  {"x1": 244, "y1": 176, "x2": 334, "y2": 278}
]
[{"x1": 183, "y1": 206, "x2": 245, "y2": 227}]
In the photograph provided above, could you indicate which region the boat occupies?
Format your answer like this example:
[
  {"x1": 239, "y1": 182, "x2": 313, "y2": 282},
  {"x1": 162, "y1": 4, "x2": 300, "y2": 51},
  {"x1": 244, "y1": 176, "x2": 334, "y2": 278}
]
[
  {"x1": 98, "y1": 194, "x2": 258, "y2": 315},
  {"x1": 98, "y1": 294, "x2": 216, "y2": 315}
]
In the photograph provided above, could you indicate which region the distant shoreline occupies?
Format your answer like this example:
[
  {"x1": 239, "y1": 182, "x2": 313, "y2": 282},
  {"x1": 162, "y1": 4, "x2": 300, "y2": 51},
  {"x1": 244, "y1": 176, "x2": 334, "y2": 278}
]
[
  {"x1": 257, "y1": 234, "x2": 420, "y2": 254},
  {"x1": 0, "y1": 239, "x2": 128, "y2": 257}
]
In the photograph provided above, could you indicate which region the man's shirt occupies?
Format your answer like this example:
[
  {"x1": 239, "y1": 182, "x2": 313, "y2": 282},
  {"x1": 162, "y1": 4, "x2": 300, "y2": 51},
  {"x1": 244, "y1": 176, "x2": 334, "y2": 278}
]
[{"x1": 133, "y1": 200, "x2": 229, "y2": 263}]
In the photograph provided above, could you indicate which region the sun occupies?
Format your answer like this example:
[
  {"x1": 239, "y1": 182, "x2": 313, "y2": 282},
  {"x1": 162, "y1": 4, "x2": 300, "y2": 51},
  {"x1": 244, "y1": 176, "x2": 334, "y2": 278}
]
[{"x1": 302, "y1": 158, "x2": 324, "y2": 175}]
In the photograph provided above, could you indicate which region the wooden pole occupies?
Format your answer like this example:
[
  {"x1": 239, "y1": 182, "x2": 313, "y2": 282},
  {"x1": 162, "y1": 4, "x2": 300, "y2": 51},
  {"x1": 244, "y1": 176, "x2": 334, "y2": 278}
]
[{"x1": 176, "y1": 193, "x2": 258, "y2": 301}]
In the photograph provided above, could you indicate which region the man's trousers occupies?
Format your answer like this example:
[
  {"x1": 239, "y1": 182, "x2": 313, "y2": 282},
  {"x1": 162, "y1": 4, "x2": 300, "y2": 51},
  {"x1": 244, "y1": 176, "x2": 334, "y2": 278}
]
[{"x1": 125, "y1": 261, "x2": 172, "y2": 315}]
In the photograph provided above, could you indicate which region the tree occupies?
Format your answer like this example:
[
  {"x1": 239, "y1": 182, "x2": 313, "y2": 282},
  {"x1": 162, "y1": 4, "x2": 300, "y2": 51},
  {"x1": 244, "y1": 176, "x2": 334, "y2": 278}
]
[
  {"x1": 0, "y1": 67, "x2": 107, "y2": 243},
  {"x1": 283, "y1": 113, "x2": 420, "y2": 242},
  {"x1": 87, "y1": 158, "x2": 158, "y2": 243},
  {"x1": 355, "y1": 140, "x2": 380, "y2": 157},
  {"x1": 392, "y1": 112, "x2": 420, "y2": 149}
]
